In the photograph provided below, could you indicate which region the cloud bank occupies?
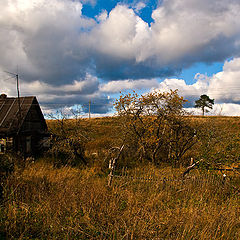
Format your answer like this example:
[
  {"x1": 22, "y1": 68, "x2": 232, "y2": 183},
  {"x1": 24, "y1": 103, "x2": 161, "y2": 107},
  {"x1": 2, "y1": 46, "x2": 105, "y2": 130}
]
[
  {"x1": 1, "y1": 0, "x2": 240, "y2": 114},
  {"x1": 152, "y1": 58, "x2": 240, "y2": 115}
]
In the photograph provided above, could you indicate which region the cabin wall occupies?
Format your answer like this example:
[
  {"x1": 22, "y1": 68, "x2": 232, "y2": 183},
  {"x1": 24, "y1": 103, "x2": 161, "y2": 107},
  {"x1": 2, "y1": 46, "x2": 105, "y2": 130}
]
[
  {"x1": 1, "y1": 133, "x2": 48, "y2": 157},
  {"x1": 0, "y1": 97, "x2": 49, "y2": 157},
  {"x1": 21, "y1": 104, "x2": 47, "y2": 133},
  {"x1": 12, "y1": 135, "x2": 37, "y2": 156}
]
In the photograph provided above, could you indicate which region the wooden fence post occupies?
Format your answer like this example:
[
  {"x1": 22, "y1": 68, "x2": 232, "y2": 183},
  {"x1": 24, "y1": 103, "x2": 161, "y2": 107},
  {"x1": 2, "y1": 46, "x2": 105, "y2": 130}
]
[{"x1": 108, "y1": 145, "x2": 124, "y2": 187}]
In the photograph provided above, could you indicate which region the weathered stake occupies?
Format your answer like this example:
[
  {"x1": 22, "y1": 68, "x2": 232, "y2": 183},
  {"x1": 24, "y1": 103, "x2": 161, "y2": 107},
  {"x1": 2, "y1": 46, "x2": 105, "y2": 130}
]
[{"x1": 108, "y1": 144, "x2": 124, "y2": 186}]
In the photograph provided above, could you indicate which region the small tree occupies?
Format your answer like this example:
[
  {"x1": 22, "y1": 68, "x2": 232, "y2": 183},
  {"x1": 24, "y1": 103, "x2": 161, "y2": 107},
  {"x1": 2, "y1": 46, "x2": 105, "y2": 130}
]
[
  {"x1": 115, "y1": 90, "x2": 197, "y2": 166},
  {"x1": 195, "y1": 94, "x2": 214, "y2": 116}
]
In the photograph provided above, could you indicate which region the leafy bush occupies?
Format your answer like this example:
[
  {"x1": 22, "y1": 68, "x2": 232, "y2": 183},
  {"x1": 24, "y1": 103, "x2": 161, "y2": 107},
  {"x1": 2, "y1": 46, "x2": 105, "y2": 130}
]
[{"x1": 115, "y1": 90, "x2": 197, "y2": 166}]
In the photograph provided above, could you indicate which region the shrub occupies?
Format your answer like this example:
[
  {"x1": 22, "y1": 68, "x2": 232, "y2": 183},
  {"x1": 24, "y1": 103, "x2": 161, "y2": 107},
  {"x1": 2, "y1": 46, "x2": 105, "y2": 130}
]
[{"x1": 115, "y1": 90, "x2": 197, "y2": 166}]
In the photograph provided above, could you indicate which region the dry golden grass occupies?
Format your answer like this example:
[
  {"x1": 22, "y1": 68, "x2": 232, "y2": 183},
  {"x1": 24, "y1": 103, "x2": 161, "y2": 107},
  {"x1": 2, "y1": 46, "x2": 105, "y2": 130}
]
[
  {"x1": 47, "y1": 116, "x2": 240, "y2": 168},
  {"x1": 1, "y1": 116, "x2": 240, "y2": 239},
  {"x1": 1, "y1": 161, "x2": 239, "y2": 239}
]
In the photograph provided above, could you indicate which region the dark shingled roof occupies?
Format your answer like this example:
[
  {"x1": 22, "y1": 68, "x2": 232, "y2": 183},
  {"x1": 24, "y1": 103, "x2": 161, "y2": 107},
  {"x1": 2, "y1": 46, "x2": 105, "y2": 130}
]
[{"x1": 0, "y1": 96, "x2": 44, "y2": 135}]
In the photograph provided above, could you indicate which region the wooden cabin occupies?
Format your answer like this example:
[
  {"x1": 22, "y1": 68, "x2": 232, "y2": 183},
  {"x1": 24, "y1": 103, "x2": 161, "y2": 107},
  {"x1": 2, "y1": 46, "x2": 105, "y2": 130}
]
[{"x1": 0, "y1": 94, "x2": 49, "y2": 156}]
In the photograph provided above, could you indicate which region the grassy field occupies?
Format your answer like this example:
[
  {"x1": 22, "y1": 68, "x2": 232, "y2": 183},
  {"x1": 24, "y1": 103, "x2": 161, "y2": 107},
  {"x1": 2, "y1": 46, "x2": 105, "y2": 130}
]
[
  {"x1": 0, "y1": 116, "x2": 240, "y2": 239},
  {"x1": 1, "y1": 162, "x2": 240, "y2": 239}
]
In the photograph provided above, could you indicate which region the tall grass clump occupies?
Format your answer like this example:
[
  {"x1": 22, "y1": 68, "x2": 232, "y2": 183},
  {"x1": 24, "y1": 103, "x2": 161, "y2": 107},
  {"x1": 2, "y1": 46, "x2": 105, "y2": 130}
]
[{"x1": 1, "y1": 161, "x2": 239, "y2": 239}]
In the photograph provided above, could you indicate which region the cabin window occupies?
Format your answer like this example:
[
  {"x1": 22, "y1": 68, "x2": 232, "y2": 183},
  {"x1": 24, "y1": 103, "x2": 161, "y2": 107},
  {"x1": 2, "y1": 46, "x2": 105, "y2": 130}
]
[
  {"x1": 6, "y1": 138, "x2": 13, "y2": 151},
  {"x1": 0, "y1": 138, "x2": 6, "y2": 153},
  {"x1": 26, "y1": 136, "x2": 31, "y2": 153}
]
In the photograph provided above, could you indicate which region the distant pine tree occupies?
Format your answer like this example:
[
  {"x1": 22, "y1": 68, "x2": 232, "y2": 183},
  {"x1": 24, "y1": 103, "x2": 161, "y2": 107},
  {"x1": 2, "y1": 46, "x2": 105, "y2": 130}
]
[{"x1": 195, "y1": 94, "x2": 214, "y2": 116}]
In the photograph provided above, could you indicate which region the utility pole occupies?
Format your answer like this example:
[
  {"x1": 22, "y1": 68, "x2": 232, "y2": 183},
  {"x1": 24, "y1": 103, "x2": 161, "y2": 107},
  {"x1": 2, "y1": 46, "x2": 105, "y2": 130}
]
[{"x1": 89, "y1": 100, "x2": 91, "y2": 120}]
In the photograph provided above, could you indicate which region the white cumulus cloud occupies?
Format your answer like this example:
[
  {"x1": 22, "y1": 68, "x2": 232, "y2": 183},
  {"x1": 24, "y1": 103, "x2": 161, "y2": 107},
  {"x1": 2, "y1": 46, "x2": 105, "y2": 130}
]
[
  {"x1": 100, "y1": 78, "x2": 159, "y2": 93},
  {"x1": 1, "y1": 0, "x2": 240, "y2": 114},
  {"x1": 153, "y1": 58, "x2": 240, "y2": 115}
]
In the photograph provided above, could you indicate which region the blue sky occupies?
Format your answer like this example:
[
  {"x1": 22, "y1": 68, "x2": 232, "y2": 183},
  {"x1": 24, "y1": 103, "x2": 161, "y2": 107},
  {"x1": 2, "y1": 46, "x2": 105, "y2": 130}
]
[
  {"x1": 1, "y1": 0, "x2": 240, "y2": 116},
  {"x1": 82, "y1": 0, "x2": 158, "y2": 24},
  {"x1": 180, "y1": 62, "x2": 224, "y2": 85}
]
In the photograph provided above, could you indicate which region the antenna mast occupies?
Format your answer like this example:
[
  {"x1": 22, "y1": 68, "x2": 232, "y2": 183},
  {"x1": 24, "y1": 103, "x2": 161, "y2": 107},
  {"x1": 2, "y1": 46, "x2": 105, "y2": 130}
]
[
  {"x1": 4, "y1": 71, "x2": 21, "y2": 120},
  {"x1": 16, "y1": 73, "x2": 21, "y2": 117}
]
